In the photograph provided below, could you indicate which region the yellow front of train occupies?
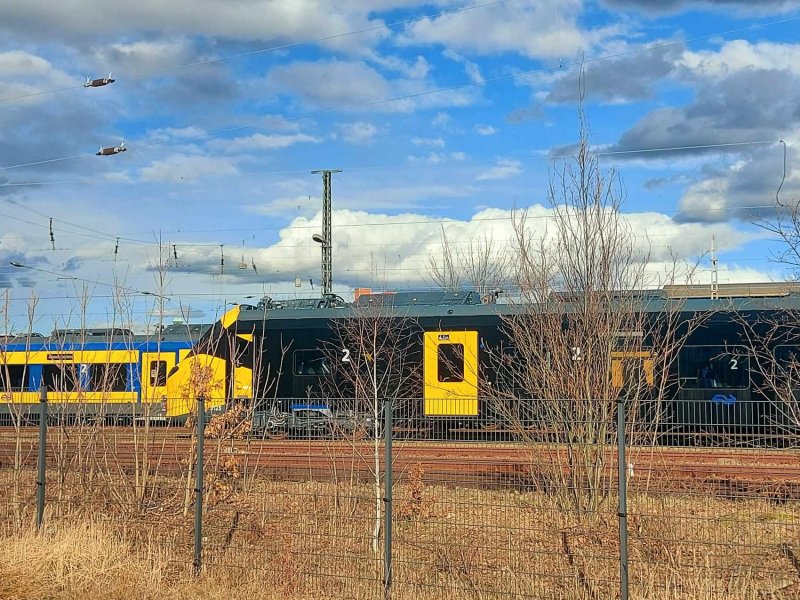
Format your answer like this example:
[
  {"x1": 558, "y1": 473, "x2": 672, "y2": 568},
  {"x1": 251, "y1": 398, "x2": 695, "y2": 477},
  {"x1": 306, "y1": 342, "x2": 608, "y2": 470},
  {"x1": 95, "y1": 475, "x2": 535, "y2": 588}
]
[{"x1": 164, "y1": 306, "x2": 255, "y2": 417}]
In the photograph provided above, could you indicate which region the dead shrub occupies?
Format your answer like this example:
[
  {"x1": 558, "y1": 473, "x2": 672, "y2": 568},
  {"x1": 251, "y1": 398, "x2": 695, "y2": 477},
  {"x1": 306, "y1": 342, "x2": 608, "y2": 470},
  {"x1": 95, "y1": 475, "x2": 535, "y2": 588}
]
[
  {"x1": 396, "y1": 464, "x2": 433, "y2": 520},
  {"x1": 206, "y1": 404, "x2": 251, "y2": 439}
]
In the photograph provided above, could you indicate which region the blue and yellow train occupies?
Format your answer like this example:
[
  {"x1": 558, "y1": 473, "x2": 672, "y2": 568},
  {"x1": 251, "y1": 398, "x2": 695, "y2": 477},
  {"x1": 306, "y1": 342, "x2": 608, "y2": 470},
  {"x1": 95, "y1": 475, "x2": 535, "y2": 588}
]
[
  {"x1": 0, "y1": 323, "x2": 208, "y2": 421},
  {"x1": 4, "y1": 283, "x2": 800, "y2": 443}
]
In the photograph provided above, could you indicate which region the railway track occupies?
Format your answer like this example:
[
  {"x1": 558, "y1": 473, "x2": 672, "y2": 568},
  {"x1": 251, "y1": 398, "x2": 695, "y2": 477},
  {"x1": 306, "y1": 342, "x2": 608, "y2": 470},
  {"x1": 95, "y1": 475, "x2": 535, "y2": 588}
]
[{"x1": 1, "y1": 428, "x2": 799, "y2": 494}]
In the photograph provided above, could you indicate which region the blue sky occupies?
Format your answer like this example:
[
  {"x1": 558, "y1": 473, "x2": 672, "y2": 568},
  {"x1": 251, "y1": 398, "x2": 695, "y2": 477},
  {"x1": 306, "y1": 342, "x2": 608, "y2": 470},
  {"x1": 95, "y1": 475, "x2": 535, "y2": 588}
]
[{"x1": 0, "y1": 0, "x2": 799, "y2": 332}]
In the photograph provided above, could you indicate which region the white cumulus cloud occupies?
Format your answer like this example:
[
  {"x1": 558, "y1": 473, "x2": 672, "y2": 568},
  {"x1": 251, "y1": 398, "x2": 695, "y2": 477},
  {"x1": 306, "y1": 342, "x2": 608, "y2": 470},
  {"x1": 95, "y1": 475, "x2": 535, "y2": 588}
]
[
  {"x1": 679, "y1": 40, "x2": 800, "y2": 79},
  {"x1": 401, "y1": 0, "x2": 599, "y2": 59},
  {"x1": 210, "y1": 133, "x2": 321, "y2": 153},
  {"x1": 138, "y1": 154, "x2": 238, "y2": 183},
  {"x1": 338, "y1": 121, "x2": 380, "y2": 144},
  {"x1": 477, "y1": 159, "x2": 522, "y2": 180},
  {"x1": 412, "y1": 137, "x2": 445, "y2": 147},
  {"x1": 442, "y1": 48, "x2": 484, "y2": 84}
]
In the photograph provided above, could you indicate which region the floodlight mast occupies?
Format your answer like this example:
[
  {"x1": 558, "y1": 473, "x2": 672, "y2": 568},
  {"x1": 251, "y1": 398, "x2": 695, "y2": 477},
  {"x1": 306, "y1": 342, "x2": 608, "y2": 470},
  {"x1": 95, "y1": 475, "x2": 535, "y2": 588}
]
[{"x1": 311, "y1": 169, "x2": 341, "y2": 296}]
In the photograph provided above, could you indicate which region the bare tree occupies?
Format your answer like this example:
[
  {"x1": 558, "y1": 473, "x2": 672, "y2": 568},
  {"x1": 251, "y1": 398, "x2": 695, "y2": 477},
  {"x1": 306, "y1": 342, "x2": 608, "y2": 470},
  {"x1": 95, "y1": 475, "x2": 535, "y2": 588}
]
[
  {"x1": 491, "y1": 109, "x2": 702, "y2": 518},
  {"x1": 427, "y1": 227, "x2": 510, "y2": 296},
  {"x1": 732, "y1": 300, "x2": 800, "y2": 446},
  {"x1": 323, "y1": 296, "x2": 421, "y2": 554},
  {"x1": 756, "y1": 178, "x2": 800, "y2": 277},
  {"x1": 744, "y1": 171, "x2": 800, "y2": 442},
  {"x1": 0, "y1": 290, "x2": 38, "y2": 527},
  {"x1": 129, "y1": 239, "x2": 171, "y2": 509}
]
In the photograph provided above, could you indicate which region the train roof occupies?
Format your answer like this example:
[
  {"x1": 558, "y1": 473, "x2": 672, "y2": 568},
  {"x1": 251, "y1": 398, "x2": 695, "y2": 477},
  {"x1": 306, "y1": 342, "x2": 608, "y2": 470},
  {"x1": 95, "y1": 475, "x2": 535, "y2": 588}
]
[
  {"x1": 4, "y1": 283, "x2": 800, "y2": 344},
  {"x1": 663, "y1": 282, "x2": 800, "y2": 299},
  {"x1": 231, "y1": 282, "x2": 800, "y2": 332},
  {"x1": 354, "y1": 290, "x2": 483, "y2": 307},
  {"x1": 0, "y1": 322, "x2": 212, "y2": 349}
]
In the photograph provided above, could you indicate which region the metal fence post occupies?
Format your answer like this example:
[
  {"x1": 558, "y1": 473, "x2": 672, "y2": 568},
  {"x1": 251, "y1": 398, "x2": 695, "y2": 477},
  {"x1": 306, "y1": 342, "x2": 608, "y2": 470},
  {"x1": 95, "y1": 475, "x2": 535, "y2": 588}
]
[
  {"x1": 617, "y1": 396, "x2": 629, "y2": 600},
  {"x1": 36, "y1": 384, "x2": 47, "y2": 530},
  {"x1": 383, "y1": 398, "x2": 393, "y2": 599},
  {"x1": 193, "y1": 395, "x2": 205, "y2": 575}
]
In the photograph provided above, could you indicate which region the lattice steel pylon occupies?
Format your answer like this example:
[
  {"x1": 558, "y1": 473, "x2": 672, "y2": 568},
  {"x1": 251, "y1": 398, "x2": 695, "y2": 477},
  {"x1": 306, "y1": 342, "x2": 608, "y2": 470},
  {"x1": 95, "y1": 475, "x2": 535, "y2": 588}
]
[{"x1": 311, "y1": 169, "x2": 341, "y2": 295}]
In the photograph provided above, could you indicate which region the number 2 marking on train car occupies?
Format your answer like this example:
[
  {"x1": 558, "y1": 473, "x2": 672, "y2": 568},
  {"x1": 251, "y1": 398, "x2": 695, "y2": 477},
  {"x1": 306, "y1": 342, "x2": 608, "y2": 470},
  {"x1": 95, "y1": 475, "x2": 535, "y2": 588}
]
[
  {"x1": 341, "y1": 348, "x2": 351, "y2": 363},
  {"x1": 729, "y1": 357, "x2": 738, "y2": 370}
]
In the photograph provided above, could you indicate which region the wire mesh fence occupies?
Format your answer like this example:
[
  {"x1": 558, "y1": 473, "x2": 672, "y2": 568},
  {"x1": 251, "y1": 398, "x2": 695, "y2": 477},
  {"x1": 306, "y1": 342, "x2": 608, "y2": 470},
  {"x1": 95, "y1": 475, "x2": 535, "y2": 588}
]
[{"x1": 1, "y1": 394, "x2": 799, "y2": 599}]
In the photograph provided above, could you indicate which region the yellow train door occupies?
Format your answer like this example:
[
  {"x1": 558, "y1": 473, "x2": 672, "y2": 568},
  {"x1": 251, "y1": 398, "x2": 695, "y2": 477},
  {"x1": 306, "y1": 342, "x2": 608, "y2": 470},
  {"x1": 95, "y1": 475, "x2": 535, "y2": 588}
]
[
  {"x1": 610, "y1": 351, "x2": 655, "y2": 390},
  {"x1": 232, "y1": 332, "x2": 254, "y2": 401},
  {"x1": 423, "y1": 331, "x2": 478, "y2": 416},
  {"x1": 140, "y1": 351, "x2": 176, "y2": 405}
]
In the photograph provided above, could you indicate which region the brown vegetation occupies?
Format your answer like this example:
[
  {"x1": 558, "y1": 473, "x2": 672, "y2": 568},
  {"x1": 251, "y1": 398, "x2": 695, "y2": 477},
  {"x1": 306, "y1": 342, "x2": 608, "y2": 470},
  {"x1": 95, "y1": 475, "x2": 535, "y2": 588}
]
[{"x1": 1, "y1": 466, "x2": 799, "y2": 600}]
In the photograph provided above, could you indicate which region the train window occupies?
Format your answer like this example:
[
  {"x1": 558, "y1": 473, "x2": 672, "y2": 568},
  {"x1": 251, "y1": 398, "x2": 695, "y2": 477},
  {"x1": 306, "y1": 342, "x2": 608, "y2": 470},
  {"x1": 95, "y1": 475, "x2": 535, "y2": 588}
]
[
  {"x1": 775, "y1": 346, "x2": 800, "y2": 387},
  {"x1": 0, "y1": 365, "x2": 27, "y2": 391},
  {"x1": 149, "y1": 360, "x2": 168, "y2": 387},
  {"x1": 494, "y1": 345, "x2": 520, "y2": 393},
  {"x1": 90, "y1": 364, "x2": 129, "y2": 392},
  {"x1": 678, "y1": 346, "x2": 749, "y2": 389},
  {"x1": 42, "y1": 364, "x2": 83, "y2": 392},
  {"x1": 236, "y1": 341, "x2": 253, "y2": 367},
  {"x1": 293, "y1": 350, "x2": 331, "y2": 376},
  {"x1": 438, "y1": 343, "x2": 464, "y2": 383},
  {"x1": 775, "y1": 346, "x2": 799, "y2": 365}
]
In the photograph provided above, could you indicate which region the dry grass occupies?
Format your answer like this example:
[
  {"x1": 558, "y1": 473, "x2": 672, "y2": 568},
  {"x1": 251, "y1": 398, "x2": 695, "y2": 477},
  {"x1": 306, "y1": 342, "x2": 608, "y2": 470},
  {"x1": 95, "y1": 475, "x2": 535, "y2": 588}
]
[
  {"x1": 0, "y1": 520, "x2": 323, "y2": 600},
  {"x1": 1, "y1": 466, "x2": 799, "y2": 599}
]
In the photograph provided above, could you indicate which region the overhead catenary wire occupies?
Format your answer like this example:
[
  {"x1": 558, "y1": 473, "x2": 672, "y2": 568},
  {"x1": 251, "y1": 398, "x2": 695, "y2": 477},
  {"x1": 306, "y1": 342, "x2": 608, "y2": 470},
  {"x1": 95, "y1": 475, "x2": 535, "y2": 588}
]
[
  {"x1": 6, "y1": 262, "x2": 168, "y2": 299},
  {"x1": 0, "y1": 0, "x2": 515, "y2": 104},
  {"x1": 0, "y1": 256, "x2": 775, "y2": 319},
  {"x1": 1, "y1": 14, "x2": 798, "y2": 173},
  {"x1": 2, "y1": 201, "x2": 152, "y2": 245},
  {"x1": 1, "y1": 0, "x2": 793, "y2": 301},
  {"x1": 0, "y1": 154, "x2": 91, "y2": 171},
  {"x1": 0, "y1": 201, "x2": 783, "y2": 263},
  {"x1": 0, "y1": 208, "x2": 243, "y2": 252},
  {"x1": 0, "y1": 138, "x2": 785, "y2": 189},
  {"x1": 104, "y1": 202, "x2": 788, "y2": 239},
  {"x1": 4, "y1": 137, "x2": 789, "y2": 239},
  {"x1": 1, "y1": 236, "x2": 775, "y2": 283},
  {"x1": 0, "y1": 257, "x2": 775, "y2": 306},
  {"x1": 571, "y1": 140, "x2": 780, "y2": 158}
]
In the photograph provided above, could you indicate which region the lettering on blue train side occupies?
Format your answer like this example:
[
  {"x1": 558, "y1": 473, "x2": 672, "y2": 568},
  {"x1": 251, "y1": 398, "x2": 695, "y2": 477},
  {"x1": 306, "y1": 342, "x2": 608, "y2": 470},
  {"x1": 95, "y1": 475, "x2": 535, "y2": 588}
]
[{"x1": 711, "y1": 393, "x2": 736, "y2": 406}]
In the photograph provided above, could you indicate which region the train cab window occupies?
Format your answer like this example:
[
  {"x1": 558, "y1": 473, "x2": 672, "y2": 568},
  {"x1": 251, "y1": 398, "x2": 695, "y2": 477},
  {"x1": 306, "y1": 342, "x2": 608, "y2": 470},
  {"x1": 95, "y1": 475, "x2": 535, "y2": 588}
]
[
  {"x1": 42, "y1": 364, "x2": 83, "y2": 392},
  {"x1": 149, "y1": 360, "x2": 168, "y2": 387},
  {"x1": 0, "y1": 365, "x2": 27, "y2": 391},
  {"x1": 679, "y1": 346, "x2": 749, "y2": 389},
  {"x1": 235, "y1": 342, "x2": 253, "y2": 367},
  {"x1": 438, "y1": 343, "x2": 464, "y2": 383},
  {"x1": 90, "y1": 364, "x2": 129, "y2": 392},
  {"x1": 293, "y1": 350, "x2": 331, "y2": 376}
]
